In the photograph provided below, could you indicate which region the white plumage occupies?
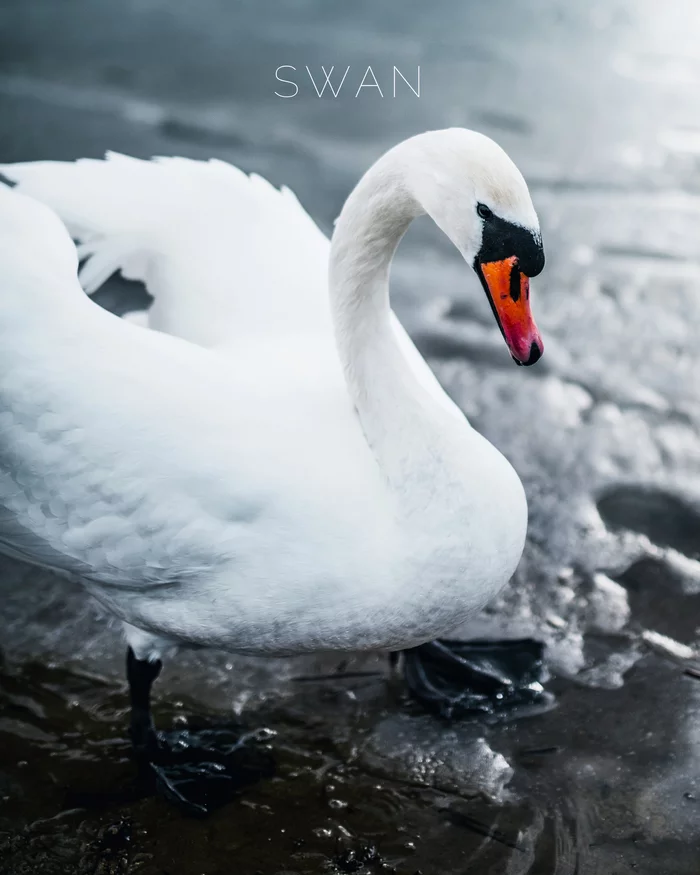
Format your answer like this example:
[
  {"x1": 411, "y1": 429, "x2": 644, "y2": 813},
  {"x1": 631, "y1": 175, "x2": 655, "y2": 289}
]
[{"x1": 0, "y1": 129, "x2": 540, "y2": 663}]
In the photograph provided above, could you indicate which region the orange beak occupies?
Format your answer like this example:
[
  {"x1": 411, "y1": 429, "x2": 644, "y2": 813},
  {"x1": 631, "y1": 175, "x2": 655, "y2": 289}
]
[{"x1": 477, "y1": 256, "x2": 543, "y2": 366}]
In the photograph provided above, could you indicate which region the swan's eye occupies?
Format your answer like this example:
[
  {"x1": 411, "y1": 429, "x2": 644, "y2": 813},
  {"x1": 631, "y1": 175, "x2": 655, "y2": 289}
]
[{"x1": 477, "y1": 203, "x2": 493, "y2": 220}]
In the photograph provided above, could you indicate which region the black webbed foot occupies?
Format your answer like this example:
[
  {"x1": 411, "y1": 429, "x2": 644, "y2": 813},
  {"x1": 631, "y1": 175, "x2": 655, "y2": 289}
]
[
  {"x1": 402, "y1": 638, "x2": 552, "y2": 721},
  {"x1": 126, "y1": 648, "x2": 274, "y2": 816},
  {"x1": 139, "y1": 724, "x2": 275, "y2": 816}
]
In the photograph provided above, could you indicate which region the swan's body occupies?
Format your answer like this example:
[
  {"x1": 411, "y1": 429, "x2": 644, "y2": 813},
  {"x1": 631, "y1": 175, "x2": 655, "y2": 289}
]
[{"x1": 0, "y1": 130, "x2": 544, "y2": 672}]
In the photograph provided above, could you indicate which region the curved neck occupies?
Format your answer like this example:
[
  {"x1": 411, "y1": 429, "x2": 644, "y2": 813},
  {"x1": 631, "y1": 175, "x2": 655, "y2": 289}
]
[{"x1": 328, "y1": 154, "x2": 469, "y2": 489}]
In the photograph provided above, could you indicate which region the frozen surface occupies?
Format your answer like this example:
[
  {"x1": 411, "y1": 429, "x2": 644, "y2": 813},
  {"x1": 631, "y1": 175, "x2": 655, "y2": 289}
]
[{"x1": 1, "y1": 0, "x2": 700, "y2": 872}]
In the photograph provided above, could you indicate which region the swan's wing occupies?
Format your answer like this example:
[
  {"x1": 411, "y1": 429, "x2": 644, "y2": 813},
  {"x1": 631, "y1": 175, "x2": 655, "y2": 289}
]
[
  {"x1": 0, "y1": 154, "x2": 332, "y2": 350},
  {"x1": 0, "y1": 185, "x2": 127, "y2": 581},
  {"x1": 0, "y1": 182, "x2": 394, "y2": 598},
  {"x1": 2, "y1": 155, "x2": 461, "y2": 432},
  {"x1": 0, "y1": 183, "x2": 262, "y2": 587},
  {"x1": 2, "y1": 156, "x2": 459, "y2": 412}
]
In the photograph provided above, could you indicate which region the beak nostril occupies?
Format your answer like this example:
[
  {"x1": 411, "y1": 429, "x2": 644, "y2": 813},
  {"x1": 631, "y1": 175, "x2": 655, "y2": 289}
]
[{"x1": 509, "y1": 265, "x2": 521, "y2": 303}]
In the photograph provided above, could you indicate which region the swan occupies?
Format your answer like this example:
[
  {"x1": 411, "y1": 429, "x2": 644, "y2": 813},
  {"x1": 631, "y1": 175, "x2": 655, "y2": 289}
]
[{"x1": 0, "y1": 129, "x2": 547, "y2": 813}]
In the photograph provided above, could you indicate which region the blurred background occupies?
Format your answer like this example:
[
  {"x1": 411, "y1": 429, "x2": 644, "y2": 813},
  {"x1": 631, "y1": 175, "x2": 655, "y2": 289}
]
[{"x1": 1, "y1": 1, "x2": 700, "y2": 873}]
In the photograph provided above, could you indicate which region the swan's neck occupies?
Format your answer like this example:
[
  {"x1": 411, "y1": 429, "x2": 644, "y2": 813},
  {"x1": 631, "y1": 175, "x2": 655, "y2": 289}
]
[{"x1": 329, "y1": 155, "x2": 471, "y2": 490}]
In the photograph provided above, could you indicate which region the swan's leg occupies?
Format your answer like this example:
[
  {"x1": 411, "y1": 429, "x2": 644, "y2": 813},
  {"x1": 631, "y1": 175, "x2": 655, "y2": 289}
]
[
  {"x1": 402, "y1": 638, "x2": 553, "y2": 720},
  {"x1": 125, "y1": 646, "x2": 164, "y2": 765},
  {"x1": 123, "y1": 624, "x2": 174, "y2": 753},
  {"x1": 122, "y1": 624, "x2": 274, "y2": 816}
]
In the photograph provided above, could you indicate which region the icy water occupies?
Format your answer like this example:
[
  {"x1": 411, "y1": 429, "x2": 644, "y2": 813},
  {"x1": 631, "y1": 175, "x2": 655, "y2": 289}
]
[{"x1": 1, "y1": 0, "x2": 700, "y2": 872}]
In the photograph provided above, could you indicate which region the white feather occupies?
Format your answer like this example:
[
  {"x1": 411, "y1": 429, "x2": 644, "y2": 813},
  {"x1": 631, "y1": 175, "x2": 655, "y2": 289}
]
[{"x1": 0, "y1": 129, "x2": 538, "y2": 658}]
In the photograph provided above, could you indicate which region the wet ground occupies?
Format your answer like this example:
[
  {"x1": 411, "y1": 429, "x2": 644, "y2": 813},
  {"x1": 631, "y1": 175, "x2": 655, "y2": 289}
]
[{"x1": 1, "y1": 0, "x2": 700, "y2": 872}]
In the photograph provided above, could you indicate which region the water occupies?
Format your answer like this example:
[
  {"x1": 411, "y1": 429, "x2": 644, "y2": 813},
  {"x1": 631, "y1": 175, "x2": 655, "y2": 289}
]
[{"x1": 1, "y1": 0, "x2": 700, "y2": 871}]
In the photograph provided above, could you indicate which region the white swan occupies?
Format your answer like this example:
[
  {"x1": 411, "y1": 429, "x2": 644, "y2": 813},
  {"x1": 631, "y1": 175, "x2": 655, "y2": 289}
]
[{"x1": 0, "y1": 129, "x2": 546, "y2": 811}]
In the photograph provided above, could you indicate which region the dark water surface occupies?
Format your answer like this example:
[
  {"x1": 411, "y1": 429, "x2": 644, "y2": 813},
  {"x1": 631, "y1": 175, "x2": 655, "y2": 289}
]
[{"x1": 1, "y1": 0, "x2": 700, "y2": 872}]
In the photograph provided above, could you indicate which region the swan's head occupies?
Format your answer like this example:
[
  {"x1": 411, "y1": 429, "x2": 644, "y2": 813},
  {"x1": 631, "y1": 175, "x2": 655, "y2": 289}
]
[{"x1": 403, "y1": 129, "x2": 545, "y2": 366}]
